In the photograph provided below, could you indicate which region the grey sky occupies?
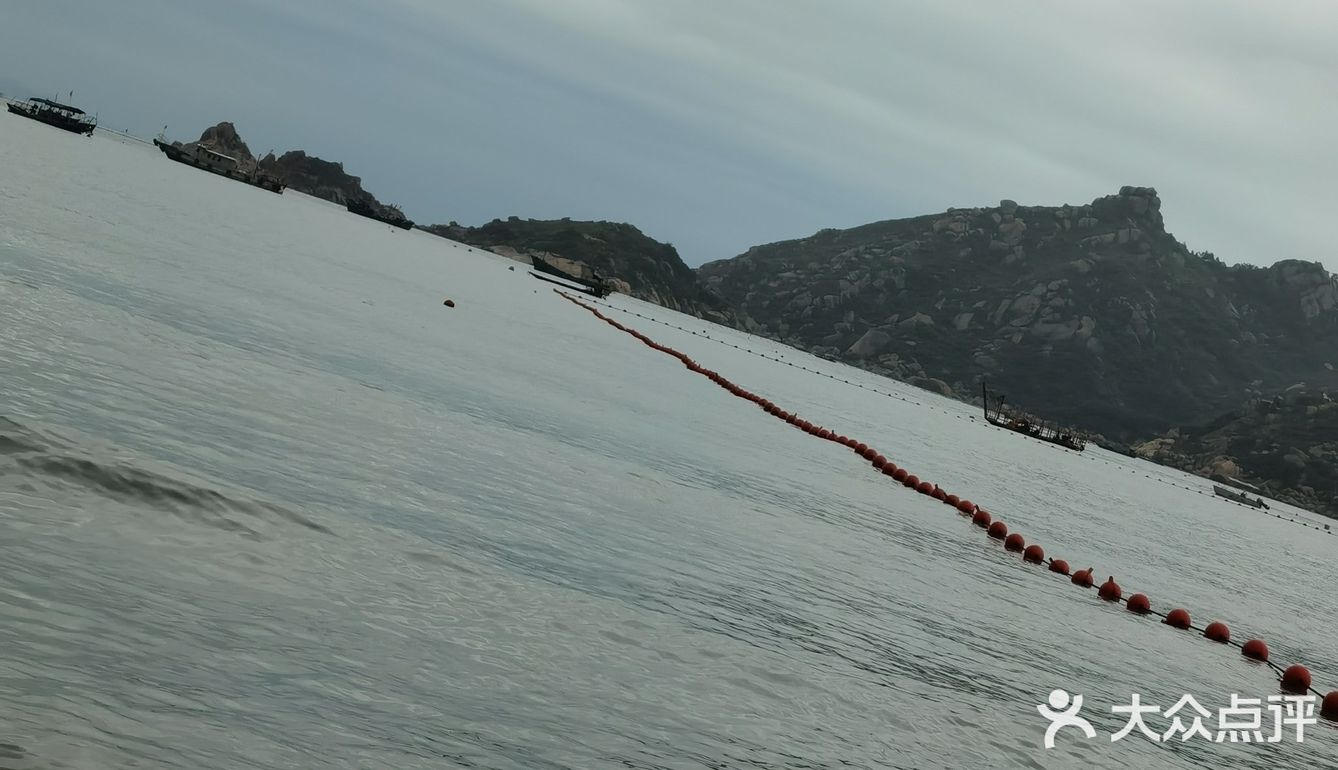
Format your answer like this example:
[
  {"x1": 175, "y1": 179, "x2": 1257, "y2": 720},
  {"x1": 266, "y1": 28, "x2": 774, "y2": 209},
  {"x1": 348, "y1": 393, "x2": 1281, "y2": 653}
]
[{"x1": 3, "y1": 0, "x2": 1334, "y2": 269}]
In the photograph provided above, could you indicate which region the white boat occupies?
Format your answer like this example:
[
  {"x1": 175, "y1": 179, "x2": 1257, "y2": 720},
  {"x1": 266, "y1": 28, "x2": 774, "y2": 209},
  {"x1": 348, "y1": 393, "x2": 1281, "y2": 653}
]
[{"x1": 1213, "y1": 484, "x2": 1269, "y2": 509}]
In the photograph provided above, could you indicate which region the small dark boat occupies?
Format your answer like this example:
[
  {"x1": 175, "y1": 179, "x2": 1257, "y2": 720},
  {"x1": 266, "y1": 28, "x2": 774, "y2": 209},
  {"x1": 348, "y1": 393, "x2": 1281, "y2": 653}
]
[
  {"x1": 153, "y1": 136, "x2": 285, "y2": 193},
  {"x1": 1213, "y1": 483, "x2": 1269, "y2": 509},
  {"x1": 346, "y1": 198, "x2": 413, "y2": 230},
  {"x1": 981, "y1": 382, "x2": 1086, "y2": 451},
  {"x1": 6, "y1": 97, "x2": 97, "y2": 135},
  {"x1": 529, "y1": 255, "x2": 612, "y2": 297}
]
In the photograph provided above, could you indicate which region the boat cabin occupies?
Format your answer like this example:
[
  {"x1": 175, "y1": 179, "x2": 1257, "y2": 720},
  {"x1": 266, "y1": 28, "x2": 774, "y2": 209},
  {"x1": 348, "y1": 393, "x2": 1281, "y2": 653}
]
[{"x1": 192, "y1": 146, "x2": 241, "y2": 173}]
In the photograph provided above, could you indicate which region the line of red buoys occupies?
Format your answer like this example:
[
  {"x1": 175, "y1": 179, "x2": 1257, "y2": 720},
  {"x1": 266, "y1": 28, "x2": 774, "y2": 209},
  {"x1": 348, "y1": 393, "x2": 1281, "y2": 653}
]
[{"x1": 557, "y1": 290, "x2": 1335, "y2": 714}]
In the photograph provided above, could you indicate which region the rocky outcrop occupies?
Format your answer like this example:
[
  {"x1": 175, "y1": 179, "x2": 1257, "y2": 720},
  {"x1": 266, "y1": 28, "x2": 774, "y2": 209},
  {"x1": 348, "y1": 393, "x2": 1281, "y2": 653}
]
[
  {"x1": 187, "y1": 122, "x2": 402, "y2": 214},
  {"x1": 698, "y1": 186, "x2": 1338, "y2": 442},
  {"x1": 1134, "y1": 385, "x2": 1338, "y2": 518},
  {"x1": 259, "y1": 151, "x2": 366, "y2": 206},
  {"x1": 196, "y1": 122, "x2": 255, "y2": 164},
  {"x1": 424, "y1": 218, "x2": 744, "y2": 326}
]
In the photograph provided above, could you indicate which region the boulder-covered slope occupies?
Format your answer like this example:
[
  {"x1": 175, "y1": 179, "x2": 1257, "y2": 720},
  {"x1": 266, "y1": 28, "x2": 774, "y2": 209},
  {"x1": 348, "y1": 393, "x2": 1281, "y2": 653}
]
[
  {"x1": 1134, "y1": 385, "x2": 1338, "y2": 518},
  {"x1": 426, "y1": 218, "x2": 741, "y2": 325},
  {"x1": 698, "y1": 187, "x2": 1338, "y2": 442}
]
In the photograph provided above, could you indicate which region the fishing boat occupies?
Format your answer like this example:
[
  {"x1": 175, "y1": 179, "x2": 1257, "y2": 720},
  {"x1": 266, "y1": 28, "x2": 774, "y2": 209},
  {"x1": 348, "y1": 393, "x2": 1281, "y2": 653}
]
[
  {"x1": 529, "y1": 255, "x2": 612, "y2": 298},
  {"x1": 981, "y1": 382, "x2": 1086, "y2": 451},
  {"x1": 152, "y1": 136, "x2": 285, "y2": 193},
  {"x1": 6, "y1": 97, "x2": 97, "y2": 135},
  {"x1": 1212, "y1": 483, "x2": 1269, "y2": 509},
  {"x1": 346, "y1": 198, "x2": 413, "y2": 230}
]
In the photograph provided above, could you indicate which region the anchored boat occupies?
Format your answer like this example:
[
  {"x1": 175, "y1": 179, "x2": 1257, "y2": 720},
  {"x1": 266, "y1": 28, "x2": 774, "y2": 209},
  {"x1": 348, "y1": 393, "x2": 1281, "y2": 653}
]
[
  {"x1": 529, "y1": 255, "x2": 612, "y2": 298},
  {"x1": 152, "y1": 135, "x2": 285, "y2": 193},
  {"x1": 346, "y1": 197, "x2": 413, "y2": 230},
  {"x1": 981, "y1": 382, "x2": 1086, "y2": 451},
  {"x1": 1212, "y1": 481, "x2": 1269, "y2": 509},
  {"x1": 6, "y1": 97, "x2": 96, "y2": 135}
]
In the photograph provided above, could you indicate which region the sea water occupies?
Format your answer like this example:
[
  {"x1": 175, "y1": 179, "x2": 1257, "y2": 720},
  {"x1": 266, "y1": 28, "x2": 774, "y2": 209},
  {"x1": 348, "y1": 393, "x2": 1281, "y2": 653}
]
[{"x1": 1, "y1": 110, "x2": 1335, "y2": 769}]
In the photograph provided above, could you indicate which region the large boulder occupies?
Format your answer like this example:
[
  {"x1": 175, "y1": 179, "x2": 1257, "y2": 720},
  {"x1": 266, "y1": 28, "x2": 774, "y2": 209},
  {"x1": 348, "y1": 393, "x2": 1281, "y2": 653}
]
[{"x1": 846, "y1": 328, "x2": 892, "y2": 358}]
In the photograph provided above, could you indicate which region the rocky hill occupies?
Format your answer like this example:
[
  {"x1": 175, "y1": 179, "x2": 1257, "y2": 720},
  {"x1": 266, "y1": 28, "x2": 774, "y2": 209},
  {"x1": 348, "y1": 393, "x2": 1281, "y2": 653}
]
[
  {"x1": 185, "y1": 122, "x2": 401, "y2": 214},
  {"x1": 1134, "y1": 386, "x2": 1338, "y2": 517},
  {"x1": 425, "y1": 218, "x2": 740, "y2": 325},
  {"x1": 698, "y1": 187, "x2": 1338, "y2": 444}
]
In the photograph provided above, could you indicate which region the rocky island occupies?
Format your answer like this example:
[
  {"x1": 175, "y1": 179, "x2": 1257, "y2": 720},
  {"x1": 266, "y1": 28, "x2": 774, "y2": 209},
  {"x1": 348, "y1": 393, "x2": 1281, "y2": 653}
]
[
  {"x1": 423, "y1": 217, "x2": 740, "y2": 325},
  {"x1": 168, "y1": 122, "x2": 406, "y2": 219}
]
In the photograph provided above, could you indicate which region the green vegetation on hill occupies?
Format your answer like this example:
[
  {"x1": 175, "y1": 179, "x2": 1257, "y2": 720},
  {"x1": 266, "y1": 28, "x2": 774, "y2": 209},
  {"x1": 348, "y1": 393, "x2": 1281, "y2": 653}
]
[{"x1": 697, "y1": 187, "x2": 1338, "y2": 444}]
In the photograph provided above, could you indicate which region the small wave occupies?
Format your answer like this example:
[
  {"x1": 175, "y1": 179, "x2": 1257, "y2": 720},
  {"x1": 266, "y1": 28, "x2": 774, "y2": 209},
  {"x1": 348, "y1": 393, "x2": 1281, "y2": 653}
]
[
  {"x1": 0, "y1": 416, "x2": 331, "y2": 539},
  {"x1": 0, "y1": 415, "x2": 59, "y2": 455}
]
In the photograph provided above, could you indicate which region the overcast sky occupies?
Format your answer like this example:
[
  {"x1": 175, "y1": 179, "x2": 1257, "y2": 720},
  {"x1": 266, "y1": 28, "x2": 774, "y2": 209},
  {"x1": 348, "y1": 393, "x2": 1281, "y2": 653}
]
[{"x1": 3, "y1": 0, "x2": 1334, "y2": 269}]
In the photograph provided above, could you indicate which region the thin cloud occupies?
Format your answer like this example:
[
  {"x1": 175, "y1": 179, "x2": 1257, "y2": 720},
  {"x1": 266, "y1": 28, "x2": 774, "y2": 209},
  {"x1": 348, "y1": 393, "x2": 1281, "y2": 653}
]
[{"x1": 2, "y1": 0, "x2": 1334, "y2": 267}]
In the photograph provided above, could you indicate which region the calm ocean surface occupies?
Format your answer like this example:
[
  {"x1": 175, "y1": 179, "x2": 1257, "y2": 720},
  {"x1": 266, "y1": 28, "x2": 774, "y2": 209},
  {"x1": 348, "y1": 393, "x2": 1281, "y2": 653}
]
[{"x1": 1, "y1": 111, "x2": 1335, "y2": 769}]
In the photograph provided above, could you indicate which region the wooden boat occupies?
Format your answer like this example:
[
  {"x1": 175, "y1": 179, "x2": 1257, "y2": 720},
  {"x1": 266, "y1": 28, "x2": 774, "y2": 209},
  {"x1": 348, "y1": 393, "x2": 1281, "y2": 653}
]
[
  {"x1": 6, "y1": 97, "x2": 96, "y2": 135},
  {"x1": 152, "y1": 136, "x2": 285, "y2": 193},
  {"x1": 529, "y1": 255, "x2": 612, "y2": 297},
  {"x1": 1213, "y1": 483, "x2": 1269, "y2": 509},
  {"x1": 346, "y1": 198, "x2": 413, "y2": 230},
  {"x1": 981, "y1": 382, "x2": 1086, "y2": 451}
]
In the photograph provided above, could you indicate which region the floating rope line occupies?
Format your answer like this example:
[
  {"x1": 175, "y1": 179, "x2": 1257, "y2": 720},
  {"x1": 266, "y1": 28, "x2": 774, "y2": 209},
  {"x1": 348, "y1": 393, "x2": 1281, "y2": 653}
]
[
  {"x1": 557, "y1": 289, "x2": 1338, "y2": 718},
  {"x1": 580, "y1": 296, "x2": 1334, "y2": 536}
]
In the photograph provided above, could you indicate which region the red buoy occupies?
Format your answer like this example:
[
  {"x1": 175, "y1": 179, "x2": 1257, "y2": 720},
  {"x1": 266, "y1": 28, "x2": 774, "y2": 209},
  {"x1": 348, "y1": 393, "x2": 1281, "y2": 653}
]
[
  {"x1": 956, "y1": 499, "x2": 975, "y2": 514},
  {"x1": 987, "y1": 521, "x2": 1008, "y2": 539},
  {"x1": 785, "y1": 414, "x2": 798, "y2": 424},
  {"x1": 1281, "y1": 665, "x2": 1312, "y2": 694},
  {"x1": 915, "y1": 481, "x2": 934, "y2": 495},
  {"x1": 817, "y1": 428, "x2": 832, "y2": 439},
  {"x1": 443, "y1": 299, "x2": 456, "y2": 307},
  {"x1": 798, "y1": 420, "x2": 813, "y2": 432},
  {"x1": 1126, "y1": 593, "x2": 1151, "y2": 614},
  {"x1": 892, "y1": 468, "x2": 910, "y2": 482},
  {"x1": 1049, "y1": 559, "x2": 1070, "y2": 575},
  {"x1": 904, "y1": 474, "x2": 920, "y2": 488},
  {"x1": 971, "y1": 509, "x2": 992, "y2": 527},
  {"x1": 945, "y1": 494, "x2": 961, "y2": 507},
  {"x1": 860, "y1": 447, "x2": 877, "y2": 460},
  {"x1": 1004, "y1": 533, "x2": 1025, "y2": 551},
  {"x1": 932, "y1": 487, "x2": 947, "y2": 501},
  {"x1": 1070, "y1": 569, "x2": 1093, "y2": 588},
  {"x1": 1321, "y1": 692, "x2": 1338, "y2": 721},
  {"x1": 1241, "y1": 639, "x2": 1269, "y2": 662},
  {"x1": 872, "y1": 455, "x2": 888, "y2": 470},
  {"x1": 1022, "y1": 544, "x2": 1045, "y2": 563},
  {"x1": 856, "y1": 443, "x2": 868, "y2": 454},
  {"x1": 1097, "y1": 577, "x2": 1122, "y2": 601},
  {"x1": 1203, "y1": 622, "x2": 1230, "y2": 643},
  {"x1": 1163, "y1": 608, "x2": 1191, "y2": 630}
]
